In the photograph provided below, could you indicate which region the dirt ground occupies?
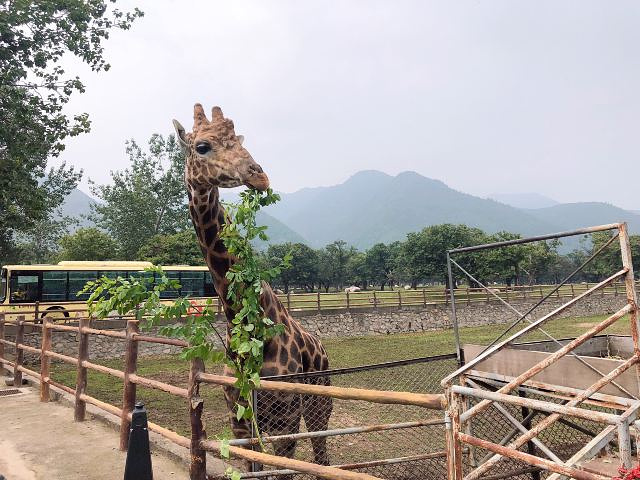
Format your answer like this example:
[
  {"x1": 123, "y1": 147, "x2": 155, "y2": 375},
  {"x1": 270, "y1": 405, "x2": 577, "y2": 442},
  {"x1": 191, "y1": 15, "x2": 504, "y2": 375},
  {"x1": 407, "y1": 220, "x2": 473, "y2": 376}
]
[{"x1": 0, "y1": 387, "x2": 189, "y2": 480}]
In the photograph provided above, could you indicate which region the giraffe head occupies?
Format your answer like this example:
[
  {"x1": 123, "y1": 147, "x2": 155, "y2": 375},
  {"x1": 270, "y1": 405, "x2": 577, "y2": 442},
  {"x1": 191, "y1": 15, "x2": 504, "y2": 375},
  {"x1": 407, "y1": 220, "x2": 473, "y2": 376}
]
[{"x1": 173, "y1": 104, "x2": 269, "y2": 191}]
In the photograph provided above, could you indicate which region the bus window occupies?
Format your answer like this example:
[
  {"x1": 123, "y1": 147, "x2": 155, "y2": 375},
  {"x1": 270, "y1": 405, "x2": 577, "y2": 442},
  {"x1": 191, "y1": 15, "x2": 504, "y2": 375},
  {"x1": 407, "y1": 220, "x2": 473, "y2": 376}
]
[
  {"x1": 204, "y1": 271, "x2": 216, "y2": 296},
  {"x1": 9, "y1": 271, "x2": 40, "y2": 303},
  {"x1": 180, "y1": 271, "x2": 205, "y2": 297},
  {"x1": 42, "y1": 271, "x2": 68, "y2": 302},
  {"x1": 0, "y1": 268, "x2": 7, "y2": 303},
  {"x1": 68, "y1": 271, "x2": 98, "y2": 300},
  {"x1": 160, "y1": 271, "x2": 180, "y2": 299},
  {"x1": 98, "y1": 271, "x2": 128, "y2": 280}
]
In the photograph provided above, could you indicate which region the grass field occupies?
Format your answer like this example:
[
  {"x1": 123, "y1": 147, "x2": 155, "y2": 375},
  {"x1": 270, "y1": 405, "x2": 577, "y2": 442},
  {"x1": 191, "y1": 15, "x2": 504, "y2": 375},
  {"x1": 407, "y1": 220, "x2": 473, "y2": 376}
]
[{"x1": 46, "y1": 311, "x2": 633, "y2": 439}]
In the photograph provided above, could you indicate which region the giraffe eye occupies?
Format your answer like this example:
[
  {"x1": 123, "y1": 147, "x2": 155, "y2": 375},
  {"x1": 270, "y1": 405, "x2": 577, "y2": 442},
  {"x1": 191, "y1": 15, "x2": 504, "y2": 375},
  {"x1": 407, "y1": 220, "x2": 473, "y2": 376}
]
[{"x1": 195, "y1": 142, "x2": 211, "y2": 155}]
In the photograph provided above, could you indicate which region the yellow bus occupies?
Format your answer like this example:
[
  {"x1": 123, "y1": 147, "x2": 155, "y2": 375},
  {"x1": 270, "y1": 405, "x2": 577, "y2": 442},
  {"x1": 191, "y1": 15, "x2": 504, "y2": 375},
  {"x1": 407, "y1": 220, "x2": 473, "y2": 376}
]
[{"x1": 0, "y1": 261, "x2": 216, "y2": 322}]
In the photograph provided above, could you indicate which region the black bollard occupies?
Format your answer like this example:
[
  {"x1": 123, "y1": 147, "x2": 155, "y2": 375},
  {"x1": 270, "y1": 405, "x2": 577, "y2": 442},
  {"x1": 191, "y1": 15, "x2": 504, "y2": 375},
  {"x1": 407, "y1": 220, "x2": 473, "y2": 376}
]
[{"x1": 124, "y1": 402, "x2": 153, "y2": 480}]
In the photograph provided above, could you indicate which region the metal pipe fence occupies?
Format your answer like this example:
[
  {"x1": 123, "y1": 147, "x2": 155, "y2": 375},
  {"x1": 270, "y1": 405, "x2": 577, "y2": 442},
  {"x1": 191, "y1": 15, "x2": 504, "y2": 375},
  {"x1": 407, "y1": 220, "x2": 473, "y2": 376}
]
[{"x1": 443, "y1": 222, "x2": 640, "y2": 479}]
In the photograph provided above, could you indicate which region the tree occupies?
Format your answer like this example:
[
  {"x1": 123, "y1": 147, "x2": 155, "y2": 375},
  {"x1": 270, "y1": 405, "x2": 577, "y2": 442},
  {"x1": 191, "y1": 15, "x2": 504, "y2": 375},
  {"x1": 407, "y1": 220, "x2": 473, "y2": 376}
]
[
  {"x1": 0, "y1": 1, "x2": 142, "y2": 265},
  {"x1": 347, "y1": 251, "x2": 368, "y2": 289},
  {"x1": 365, "y1": 243, "x2": 394, "y2": 290},
  {"x1": 325, "y1": 240, "x2": 357, "y2": 290},
  {"x1": 58, "y1": 227, "x2": 118, "y2": 261},
  {"x1": 12, "y1": 214, "x2": 77, "y2": 264},
  {"x1": 265, "y1": 243, "x2": 318, "y2": 293},
  {"x1": 400, "y1": 224, "x2": 485, "y2": 289},
  {"x1": 136, "y1": 230, "x2": 204, "y2": 266},
  {"x1": 90, "y1": 134, "x2": 190, "y2": 259}
]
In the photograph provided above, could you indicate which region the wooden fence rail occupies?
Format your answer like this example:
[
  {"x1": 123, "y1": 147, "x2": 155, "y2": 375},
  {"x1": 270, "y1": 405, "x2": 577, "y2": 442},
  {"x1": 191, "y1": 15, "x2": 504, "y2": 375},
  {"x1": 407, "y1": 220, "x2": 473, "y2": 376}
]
[
  {"x1": 3, "y1": 280, "x2": 638, "y2": 325},
  {"x1": 0, "y1": 311, "x2": 444, "y2": 480}
]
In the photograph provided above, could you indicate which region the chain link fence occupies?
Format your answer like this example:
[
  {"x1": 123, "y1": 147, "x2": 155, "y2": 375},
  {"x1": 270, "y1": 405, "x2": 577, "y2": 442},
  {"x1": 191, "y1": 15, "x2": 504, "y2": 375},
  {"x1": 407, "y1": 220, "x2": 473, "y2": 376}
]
[{"x1": 244, "y1": 354, "x2": 458, "y2": 479}]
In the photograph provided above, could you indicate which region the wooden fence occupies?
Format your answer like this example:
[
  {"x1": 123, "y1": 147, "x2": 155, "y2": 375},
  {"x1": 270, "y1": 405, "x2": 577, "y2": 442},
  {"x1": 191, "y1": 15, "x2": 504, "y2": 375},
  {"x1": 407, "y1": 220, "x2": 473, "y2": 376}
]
[
  {"x1": 0, "y1": 311, "x2": 445, "y2": 480},
  {"x1": 4, "y1": 280, "x2": 638, "y2": 325}
]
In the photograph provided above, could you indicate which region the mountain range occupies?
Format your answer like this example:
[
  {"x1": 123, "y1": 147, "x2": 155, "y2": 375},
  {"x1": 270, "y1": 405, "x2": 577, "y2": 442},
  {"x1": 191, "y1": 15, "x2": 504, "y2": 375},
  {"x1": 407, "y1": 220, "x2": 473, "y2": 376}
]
[{"x1": 61, "y1": 170, "x2": 640, "y2": 250}]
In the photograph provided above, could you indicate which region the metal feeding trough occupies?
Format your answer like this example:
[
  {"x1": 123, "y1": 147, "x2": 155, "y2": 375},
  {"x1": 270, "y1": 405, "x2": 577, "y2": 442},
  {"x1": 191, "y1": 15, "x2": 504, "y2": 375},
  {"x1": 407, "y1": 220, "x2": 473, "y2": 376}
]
[{"x1": 464, "y1": 335, "x2": 639, "y2": 398}]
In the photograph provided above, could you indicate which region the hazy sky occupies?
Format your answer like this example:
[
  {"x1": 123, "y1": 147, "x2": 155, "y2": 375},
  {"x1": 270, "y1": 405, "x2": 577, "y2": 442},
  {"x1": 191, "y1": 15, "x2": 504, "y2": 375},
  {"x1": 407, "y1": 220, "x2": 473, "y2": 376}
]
[{"x1": 56, "y1": 1, "x2": 640, "y2": 209}]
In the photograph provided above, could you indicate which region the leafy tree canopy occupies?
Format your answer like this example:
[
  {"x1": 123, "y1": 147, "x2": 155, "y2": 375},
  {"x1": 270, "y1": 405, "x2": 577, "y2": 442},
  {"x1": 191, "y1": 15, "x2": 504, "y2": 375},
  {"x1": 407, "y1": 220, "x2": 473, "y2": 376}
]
[
  {"x1": 0, "y1": 1, "x2": 142, "y2": 265},
  {"x1": 58, "y1": 227, "x2": 117, "y2": 261},
  {"x1": 90, "y1": 134, "x2": 189, "y2": 259},
  {"x1": 137, "y1": 230, "x2": 204, "y2": 266}
]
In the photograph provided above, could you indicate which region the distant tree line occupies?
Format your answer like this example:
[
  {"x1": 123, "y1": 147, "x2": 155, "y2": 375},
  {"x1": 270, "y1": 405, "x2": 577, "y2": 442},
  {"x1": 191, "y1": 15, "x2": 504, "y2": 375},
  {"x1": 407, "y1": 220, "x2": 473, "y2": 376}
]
[{"x1": 3, "y1": 132, "x2": 638, "y2": 293}]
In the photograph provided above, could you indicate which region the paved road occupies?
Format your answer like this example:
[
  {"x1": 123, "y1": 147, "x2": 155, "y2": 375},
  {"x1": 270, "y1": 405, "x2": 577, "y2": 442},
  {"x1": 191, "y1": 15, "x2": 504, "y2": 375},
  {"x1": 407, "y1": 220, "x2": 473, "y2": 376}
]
[{"x1": 0, "y1": 387, "x2": 188, "y2": 480}]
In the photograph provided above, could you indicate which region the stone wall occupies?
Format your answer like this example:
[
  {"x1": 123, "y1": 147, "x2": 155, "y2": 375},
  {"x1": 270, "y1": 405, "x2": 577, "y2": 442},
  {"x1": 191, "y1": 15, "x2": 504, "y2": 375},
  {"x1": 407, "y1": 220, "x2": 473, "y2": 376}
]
[
  {"x1": 291, "y1": 294, "x2": 627, "y2": 339},
  {"x1": 7, "y1": 294, "x2": 628, "y2": 362}
]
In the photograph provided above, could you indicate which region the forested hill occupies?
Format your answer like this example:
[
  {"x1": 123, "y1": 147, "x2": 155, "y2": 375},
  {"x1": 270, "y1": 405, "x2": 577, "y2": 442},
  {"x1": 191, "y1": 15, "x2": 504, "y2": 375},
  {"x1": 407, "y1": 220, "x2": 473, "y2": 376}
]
[
  {"x1": 62, "y1": 171, "x2": 640, "y2": 251},
  {"x1": 266, "y1": 170, "x2": 640, "y2": 249}
]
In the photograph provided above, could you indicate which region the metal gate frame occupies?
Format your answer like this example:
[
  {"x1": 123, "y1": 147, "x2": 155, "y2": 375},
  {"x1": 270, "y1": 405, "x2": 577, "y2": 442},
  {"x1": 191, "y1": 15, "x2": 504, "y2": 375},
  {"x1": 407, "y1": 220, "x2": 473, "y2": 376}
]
[{"x1": 443, "y1": 222, "x2": 640, "y2": 480}]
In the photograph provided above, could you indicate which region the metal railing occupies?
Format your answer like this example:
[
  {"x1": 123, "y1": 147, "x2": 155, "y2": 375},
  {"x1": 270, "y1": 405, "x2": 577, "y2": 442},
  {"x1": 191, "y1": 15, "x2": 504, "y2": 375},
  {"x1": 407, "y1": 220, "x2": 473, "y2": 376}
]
[{"x1": 443, "y1": 222, "x2": 640, "y2": 480}]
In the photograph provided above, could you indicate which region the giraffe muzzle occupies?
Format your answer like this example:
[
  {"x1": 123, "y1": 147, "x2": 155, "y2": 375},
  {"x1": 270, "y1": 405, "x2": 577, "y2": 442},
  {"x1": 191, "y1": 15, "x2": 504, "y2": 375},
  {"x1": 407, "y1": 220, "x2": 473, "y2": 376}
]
[{"x1": 244, "y1": 163, "x2": 270, "y2": 191}]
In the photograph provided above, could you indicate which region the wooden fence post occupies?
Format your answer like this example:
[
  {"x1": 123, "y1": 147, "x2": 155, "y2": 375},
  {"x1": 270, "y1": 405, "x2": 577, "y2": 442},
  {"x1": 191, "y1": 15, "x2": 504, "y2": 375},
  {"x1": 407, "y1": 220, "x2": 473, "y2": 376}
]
[
  {"x1": 570, "y1": 284, "x2": 575, "y2": 298},
  {"x1": 466, "y1": 287, "x2": 470, "y2": 306},
  {"x1": 422, "y1": 288, "x2": 427, "y2": 308},
  {"x1": 346, "y1": 291, "x2": 350, "y2": 311},
  {"x1": 120, "y1": 320, "x2": 140, "y2": 451},
  {"x1": 373, "y1": 291, "x2": 378, "y2": 309},
  {"x1": 316, "y1": 291, "x2": 321, "y2": 312},
  {"x1": 14, "y1": 316, "x2": 25, "y2": 387},
  {"x1": 0, "y1": 314, "x2": 5, "y2": 377},
  {"x1": 397, "y1": 290, "x2": 402, "y2": 309},
  {"x1": 40, "y1": 317, "x2": 52, "y2": 402},
  {"x1": 34, "y1": 301, "x2": 40, "y2": 323},
  {"x1": 74, "y1": 317, "x2": 90, "y2": 421},
  {"x1": 614, "y1": 282, "x2": 619, "y2": 296},
  {"x1": 189, "y1": 357, "x2": 207, "y2": 480},
  {"x1": 539, "y1": 285, "x2": 544, "y2": 298}
]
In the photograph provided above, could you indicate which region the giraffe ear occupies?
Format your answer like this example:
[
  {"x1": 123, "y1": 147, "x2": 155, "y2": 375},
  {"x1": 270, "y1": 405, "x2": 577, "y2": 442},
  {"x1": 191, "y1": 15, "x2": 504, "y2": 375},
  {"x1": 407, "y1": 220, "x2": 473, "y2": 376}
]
[
  {"x1": 172, "y1": 120, "x2": 188, "y2": 150},
  {"x1": 237, "y1": 135, "x2": 244, "y2": 146}
]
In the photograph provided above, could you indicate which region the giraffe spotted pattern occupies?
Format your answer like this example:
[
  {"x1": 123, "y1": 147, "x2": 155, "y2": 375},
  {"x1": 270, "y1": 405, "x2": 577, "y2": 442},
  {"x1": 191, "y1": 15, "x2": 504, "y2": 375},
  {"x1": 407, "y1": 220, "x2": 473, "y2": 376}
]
[{"x1": 173, "y1": 104, "x2": 333, "y2": 471}]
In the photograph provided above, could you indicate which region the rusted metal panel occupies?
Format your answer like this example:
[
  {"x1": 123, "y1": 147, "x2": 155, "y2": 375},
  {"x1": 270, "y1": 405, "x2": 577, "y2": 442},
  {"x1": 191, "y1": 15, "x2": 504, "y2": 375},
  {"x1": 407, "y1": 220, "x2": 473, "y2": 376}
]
[{"x1": 465, "y1": 344, "x2": 640, "y2": 398}]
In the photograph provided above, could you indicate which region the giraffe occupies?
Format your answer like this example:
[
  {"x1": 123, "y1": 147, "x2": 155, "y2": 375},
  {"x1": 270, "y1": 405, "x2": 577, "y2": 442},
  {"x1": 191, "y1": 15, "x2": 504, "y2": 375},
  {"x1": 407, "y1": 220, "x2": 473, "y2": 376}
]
[{"x1": 172, "y1": 104, "x2": 333, "y2": 470}]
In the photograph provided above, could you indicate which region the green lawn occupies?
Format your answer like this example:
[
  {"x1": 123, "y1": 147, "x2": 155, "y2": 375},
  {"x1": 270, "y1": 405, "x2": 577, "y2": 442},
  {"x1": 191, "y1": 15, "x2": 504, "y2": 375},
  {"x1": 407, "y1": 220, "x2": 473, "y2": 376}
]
[{"x1": 49, "y1": 312, "x2": 631, "y2": 437}]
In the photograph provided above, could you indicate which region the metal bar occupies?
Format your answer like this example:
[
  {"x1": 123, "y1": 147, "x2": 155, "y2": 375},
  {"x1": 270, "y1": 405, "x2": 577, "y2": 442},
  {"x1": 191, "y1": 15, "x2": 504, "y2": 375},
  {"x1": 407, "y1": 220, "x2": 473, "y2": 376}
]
[
  {"x1": 468, "y1": 354, "x2": 640, "y2": 479},
  {"x1": 462, "y1": 303, "x2": 632, "y2": 420},
  {"x1": 467, "y1": 370, "x2": 635, "y2": 408},
  {"x1": 618, "y1": 224, "x2": 640, "y2": 408},
  {"x1": 449, "y1": 223, "x2": 619, "y2": 254},
  {"x1": 200, "y1": 439, "x2": 383, "y2": 480},
  {"x1": 458, "y1": 432, "x2": 609, "y2": 480},
  {"x1": 197, "y1": 372, "x2": 445, "y2": 409},
  {"x1": 454, "y1": 386, "x2": 620, "y2": 424},
  {"x1": 228, "y1": 419, "x2": 445, "y2": 446},
  {"x1": 265, "y1": 353, "x2": 458, "y2": 381},
  {"x1": 447, "y1": 251, "x2": 462, "y2": 363},
  {"x1": 466, "y1": 379, "x2": 562, "y2": 463},
  {"x1": 237, "y1": 452, "x2": 450, "y2": 478},
  {"x1": 443, "y1": 269, "x2": 628, "y2": 386}
]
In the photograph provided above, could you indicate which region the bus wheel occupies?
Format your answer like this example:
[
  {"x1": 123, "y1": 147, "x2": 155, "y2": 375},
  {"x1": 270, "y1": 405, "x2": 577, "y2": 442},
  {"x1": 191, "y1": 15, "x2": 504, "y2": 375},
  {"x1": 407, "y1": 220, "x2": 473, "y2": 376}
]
[{"x1": 41, "y1": 307, "x2": 69, "y2": 324}]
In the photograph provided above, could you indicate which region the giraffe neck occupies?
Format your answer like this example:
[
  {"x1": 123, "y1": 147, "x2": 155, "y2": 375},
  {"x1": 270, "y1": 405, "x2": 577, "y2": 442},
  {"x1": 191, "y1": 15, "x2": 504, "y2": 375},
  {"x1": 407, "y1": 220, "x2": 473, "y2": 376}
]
[{"x1": 187, "y1": 182, "x2": 236, "y2": 317}]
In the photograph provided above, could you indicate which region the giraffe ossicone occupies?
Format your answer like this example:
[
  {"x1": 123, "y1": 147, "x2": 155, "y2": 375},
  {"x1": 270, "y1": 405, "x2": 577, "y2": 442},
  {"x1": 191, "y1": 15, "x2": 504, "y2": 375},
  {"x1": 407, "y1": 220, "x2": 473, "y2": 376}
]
[{"x1": 173, "y1": 104, "x2": 333, "y2": 470}]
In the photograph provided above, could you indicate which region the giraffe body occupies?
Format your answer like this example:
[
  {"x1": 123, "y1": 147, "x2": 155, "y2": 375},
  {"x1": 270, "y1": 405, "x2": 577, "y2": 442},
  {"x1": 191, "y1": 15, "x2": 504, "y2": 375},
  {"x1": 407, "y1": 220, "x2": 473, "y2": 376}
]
[{"x1": 174, "y1": 104, "x2": 333, "y2": 469}]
